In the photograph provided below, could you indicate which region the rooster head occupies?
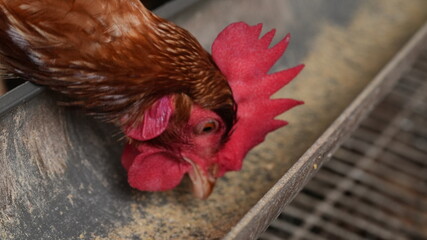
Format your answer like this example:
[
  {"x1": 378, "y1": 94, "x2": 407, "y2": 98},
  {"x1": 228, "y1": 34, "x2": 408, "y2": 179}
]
[
  {"x1": 0, "y1": 1, "x2": 302, "y2": 199},
  {"x1": 122, "y1": 22, "x2": 304, "y2": 199}
]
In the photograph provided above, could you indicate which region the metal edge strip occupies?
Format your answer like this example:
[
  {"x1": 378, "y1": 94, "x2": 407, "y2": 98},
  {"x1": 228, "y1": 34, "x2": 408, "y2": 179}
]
[
  {"x1": 224, "y1": 21, "x2": 427, "y2": 240},
  {"x1": 0, "y1": 82, "x2": 44, "y2": 117},
  {"x1": 0, "y1": 0, "x2": 201, "y2": 118}
]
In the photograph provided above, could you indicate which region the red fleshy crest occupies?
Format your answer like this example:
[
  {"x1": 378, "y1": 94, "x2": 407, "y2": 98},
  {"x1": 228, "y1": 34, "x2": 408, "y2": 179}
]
[{"x1": 212, "y1": 22, "x2": 304, "y2": 175}]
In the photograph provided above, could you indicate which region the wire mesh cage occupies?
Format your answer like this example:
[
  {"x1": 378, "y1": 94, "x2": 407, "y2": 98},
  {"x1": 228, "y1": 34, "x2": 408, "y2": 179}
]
[{"x1": 260, "y1": 50, "x2": 427, "y2": 240}]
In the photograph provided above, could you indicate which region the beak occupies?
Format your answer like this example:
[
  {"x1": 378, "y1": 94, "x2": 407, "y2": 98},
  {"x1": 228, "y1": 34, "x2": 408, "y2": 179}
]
[{"x1": 184, "y1": 157, "x2": 218, "y2": 199}]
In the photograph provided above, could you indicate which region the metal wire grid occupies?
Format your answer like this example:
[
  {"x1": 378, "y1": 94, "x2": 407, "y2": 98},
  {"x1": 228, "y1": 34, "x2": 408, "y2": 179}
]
[{"x1": 260, "y1": 51, "x2": 427, "y2": 240}]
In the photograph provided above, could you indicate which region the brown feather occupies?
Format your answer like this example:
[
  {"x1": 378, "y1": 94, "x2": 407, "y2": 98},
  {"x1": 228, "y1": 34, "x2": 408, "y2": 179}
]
[{"x1": 0, "y1": 0, "x2": 236, "y2": 145}]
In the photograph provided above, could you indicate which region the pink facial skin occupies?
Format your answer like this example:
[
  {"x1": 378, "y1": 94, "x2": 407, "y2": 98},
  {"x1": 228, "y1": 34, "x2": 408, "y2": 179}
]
[
  {"x1": 123, "y1": 105, "x2": 226, "y2": 199},
  {"x1": 121, "y1": 22, "x2": 304, "y2": 199}
]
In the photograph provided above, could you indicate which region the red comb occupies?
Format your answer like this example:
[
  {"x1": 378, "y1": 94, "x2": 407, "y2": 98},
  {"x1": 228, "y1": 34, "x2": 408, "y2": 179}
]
[{"x1": 212, "y1": 22, "x2": 304, "y2": 175}]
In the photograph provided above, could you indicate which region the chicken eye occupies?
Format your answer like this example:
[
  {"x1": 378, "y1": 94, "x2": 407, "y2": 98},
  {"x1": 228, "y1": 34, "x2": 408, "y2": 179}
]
[{"x1": 195, "y1": 119, "x2": 219, "y2": 135}]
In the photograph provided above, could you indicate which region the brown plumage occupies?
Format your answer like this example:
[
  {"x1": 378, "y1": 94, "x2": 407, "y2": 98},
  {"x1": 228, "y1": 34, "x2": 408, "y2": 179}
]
[
  {"x1": 0, "y1": 0, "x2": 236, "y2": 147},
  {"x1": 0, "y1": 0, "x2": 304, "y2": 199}
]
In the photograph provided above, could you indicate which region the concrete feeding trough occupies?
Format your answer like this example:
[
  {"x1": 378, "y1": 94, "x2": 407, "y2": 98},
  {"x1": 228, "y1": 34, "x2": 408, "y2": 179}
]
[{"x1": 1, "y1": 0, "x2": 427, "y2": 239}]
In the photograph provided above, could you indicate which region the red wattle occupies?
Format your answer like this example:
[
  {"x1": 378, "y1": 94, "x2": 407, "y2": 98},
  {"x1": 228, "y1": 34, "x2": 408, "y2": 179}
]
[{"x1": 123, "y1": 144, "x2": 191, "y2": 191}]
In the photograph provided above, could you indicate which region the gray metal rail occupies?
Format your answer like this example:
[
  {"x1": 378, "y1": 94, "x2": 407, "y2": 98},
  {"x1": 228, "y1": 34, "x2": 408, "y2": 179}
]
[{"x1": 260, "y1": 36, "x2": 427, "y2": 240}]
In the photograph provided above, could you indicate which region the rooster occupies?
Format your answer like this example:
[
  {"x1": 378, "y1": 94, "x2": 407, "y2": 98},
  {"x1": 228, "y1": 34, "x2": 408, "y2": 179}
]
[{"x1": 0, "y1": 0, "x2": 303, "y2": 199}]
